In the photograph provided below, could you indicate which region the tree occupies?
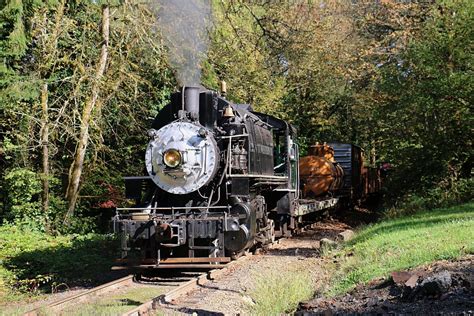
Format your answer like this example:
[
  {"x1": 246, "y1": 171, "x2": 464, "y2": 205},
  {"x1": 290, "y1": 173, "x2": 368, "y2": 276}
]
[
  {"x1": 374, "y1": 0, "x2": 473, "y2": 192},
  {"x1": 1, "y1": 0, "x2": 174, "y2": 230},
  {"x1": 64, "y1": 4, "x2": 110, "y2": 223}
]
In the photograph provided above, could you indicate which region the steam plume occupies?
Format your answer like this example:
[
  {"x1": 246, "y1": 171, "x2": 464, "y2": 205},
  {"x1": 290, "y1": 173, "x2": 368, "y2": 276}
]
[{"x1": 154, "y1": 0, "x2": 212, "y2": 86}]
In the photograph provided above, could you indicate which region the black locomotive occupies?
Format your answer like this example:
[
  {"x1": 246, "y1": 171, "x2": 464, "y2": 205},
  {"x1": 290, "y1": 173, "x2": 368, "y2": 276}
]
[{"x1": 113, "y1": 86, "x2": 380, "y2": 266}]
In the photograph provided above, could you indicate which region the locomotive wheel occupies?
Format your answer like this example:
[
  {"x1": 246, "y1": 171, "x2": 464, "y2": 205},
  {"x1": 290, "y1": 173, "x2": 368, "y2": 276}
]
[
  {"x1": 133, "y1": 273, "x2": 142, "y2": 282},
  {"x1": 268, "y1": 219, "x2": 275, "y2": 244},
  {"x1": 230, "y1": 249, "x2": 250, "y2": 260}
]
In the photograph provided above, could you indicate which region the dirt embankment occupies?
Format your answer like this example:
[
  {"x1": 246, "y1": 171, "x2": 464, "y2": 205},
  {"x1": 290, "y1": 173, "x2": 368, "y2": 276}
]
[{"x1": 298, "y1": 256, "x2": 474, "y2": 315}]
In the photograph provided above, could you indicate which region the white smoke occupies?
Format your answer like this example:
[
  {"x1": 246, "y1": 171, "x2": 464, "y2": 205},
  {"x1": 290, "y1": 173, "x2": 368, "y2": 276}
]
[{"x1": 154, "y1": 0, "x2": 212, "y2": 86}]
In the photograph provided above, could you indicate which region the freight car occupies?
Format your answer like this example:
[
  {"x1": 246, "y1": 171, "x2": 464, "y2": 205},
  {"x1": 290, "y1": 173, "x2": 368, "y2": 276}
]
[
  {"x1": 112, "y1": 86, "x2": 381, "y2": 267},
  {"x1": 301, "y1": 142, "x2": 382, "y2": 206}
]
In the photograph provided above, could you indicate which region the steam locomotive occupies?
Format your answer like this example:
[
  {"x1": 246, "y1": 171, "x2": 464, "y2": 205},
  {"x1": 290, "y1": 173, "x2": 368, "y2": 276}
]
[{"x1": 113, "y1": 86, "x2": 381, "y2": 266}]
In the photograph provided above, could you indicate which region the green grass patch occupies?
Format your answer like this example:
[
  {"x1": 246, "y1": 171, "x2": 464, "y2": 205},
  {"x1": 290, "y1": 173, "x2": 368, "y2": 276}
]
[
  {"x1": 0, "y1": 225, "x2": 118, "y2": 304},
  {"x1": 248, "y1": 267, "x2": 314, "y2": 315},
  {"x1": 328, "y1": 202, "x2": 474, "y2": 295},
  {"x1": 61, "y1": 286, "x2": 167, "y2": 316}
]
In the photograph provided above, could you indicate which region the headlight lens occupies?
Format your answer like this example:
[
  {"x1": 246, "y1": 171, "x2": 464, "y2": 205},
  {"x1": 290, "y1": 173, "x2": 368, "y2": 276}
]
[{"x1": 163, "y1": 149, "x2": 181, "y2": 168}]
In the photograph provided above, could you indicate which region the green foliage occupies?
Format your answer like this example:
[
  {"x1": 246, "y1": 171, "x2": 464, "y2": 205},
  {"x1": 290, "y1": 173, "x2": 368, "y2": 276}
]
[
  {"x1": 327, "y1": 202, "x2": 474, "y2": 295},
  {"x1": 0, "y1": 0, "x2": 29, "y2": 59},
  {"x1": 0, "y1": 225, "x2": 118, "y2": 301},
  {"x1": 0, "y1": 0, "x2": 471, "y2": 236},
  {"x1": 208, "y1": 1, "x2": 286, "y2": 114},
  {"x1": 249, "y1": 268, "x2": 314, "y2": 315},
  {"x1": 1, "y1": 0, "x2": 175, "y2": 231},
  {"x1": 2, "y1": 168, "x2": 42, "y2": 227},
  {"x1": 386, "y1": 177, "x2": 474, "y2": 217},
  {"x1": 374, "y1": 0, "x2": 473, "y2": 194},
  {"x1": 1, "y1": 168, "x2": 72, "y2": 232}
]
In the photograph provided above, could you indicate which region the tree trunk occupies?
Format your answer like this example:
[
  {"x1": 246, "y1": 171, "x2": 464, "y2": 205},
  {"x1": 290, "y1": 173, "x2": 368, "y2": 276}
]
[
  {"x1": 64, "y1": 5, "x2": 110, "y2": 224},
  {"x1": 40, "y1": 83, "x2": 49, "y2": 214}
]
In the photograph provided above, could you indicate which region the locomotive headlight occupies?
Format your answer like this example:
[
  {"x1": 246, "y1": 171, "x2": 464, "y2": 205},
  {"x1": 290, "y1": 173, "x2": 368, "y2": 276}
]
[{"x1": 163, "y1": 149, "x2": 182, "y2": 168}]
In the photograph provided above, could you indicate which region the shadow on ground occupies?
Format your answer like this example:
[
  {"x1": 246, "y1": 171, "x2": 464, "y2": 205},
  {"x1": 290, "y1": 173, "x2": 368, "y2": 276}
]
[{"x1": 3, "y1": 235, "x2": 121, "y2": 293}]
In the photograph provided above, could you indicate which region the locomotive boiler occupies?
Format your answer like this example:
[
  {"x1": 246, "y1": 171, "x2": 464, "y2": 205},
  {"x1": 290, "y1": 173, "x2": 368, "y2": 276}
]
[{"x1": 113, "y1": 86, "x2": 300, "y2": 265}]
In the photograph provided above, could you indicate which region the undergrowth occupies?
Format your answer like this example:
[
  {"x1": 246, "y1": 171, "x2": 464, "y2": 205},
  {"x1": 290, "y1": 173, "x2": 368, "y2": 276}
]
[
  {"x1": 249, "y1": 267, "x2": 314, "y2": 315},
  {"x1": 0, "y1": 225, "x2": 118, "y2": 304},
  {"x1": 327, "y1": 202, "x2": 474, "y2": 296},
  {"x1": 385, "y1": 177, "x2": 473, "y2": 218}
]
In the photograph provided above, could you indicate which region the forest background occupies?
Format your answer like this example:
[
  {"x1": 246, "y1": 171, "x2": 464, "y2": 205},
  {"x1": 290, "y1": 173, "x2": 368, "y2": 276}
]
[{"x1": 0, "y1": 0, "x2": 472, "y2": 235}]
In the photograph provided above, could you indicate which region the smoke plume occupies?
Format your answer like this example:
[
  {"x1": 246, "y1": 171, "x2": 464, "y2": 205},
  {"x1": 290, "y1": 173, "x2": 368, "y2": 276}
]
[{"x1": 154, "y1": 0, "x2": 212, "y2": 86}]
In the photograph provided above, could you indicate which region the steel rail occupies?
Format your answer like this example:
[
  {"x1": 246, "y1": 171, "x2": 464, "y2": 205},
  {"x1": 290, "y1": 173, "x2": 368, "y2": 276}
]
[
  {"x1": 121, "y1": 254, "x2": 252, "y2": 316},
  {"x1": 23, "y1": 275, "x2": 134, "y2": 316}
]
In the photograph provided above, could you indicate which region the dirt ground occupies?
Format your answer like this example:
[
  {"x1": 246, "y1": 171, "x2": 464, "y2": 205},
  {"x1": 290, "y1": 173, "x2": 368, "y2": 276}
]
[
  {"x1": 297, "y1": 256, "x2": 474, "y2": 315},
  {"x1": 162, "y1": 244, "x2": 328, "y2": 315},
  {"x1": 159, "y1": 209, "x2": 473, "y2": 315},
  {"x1": 158, "y1": 215, "x2": 353, "y2": 315}
]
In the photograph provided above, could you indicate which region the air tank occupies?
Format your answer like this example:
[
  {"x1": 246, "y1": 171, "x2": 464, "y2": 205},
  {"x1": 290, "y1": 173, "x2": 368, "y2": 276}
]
[{"x1": 299, "y1": 143, "x2": 344, "y2": 198}]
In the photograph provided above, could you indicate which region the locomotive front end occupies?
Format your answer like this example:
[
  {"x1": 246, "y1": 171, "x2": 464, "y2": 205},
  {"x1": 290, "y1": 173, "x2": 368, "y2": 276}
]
[
  {"x1": 145, "y1": 121, "x2": 219, "y2": 195},
  {"x1": 112, "y1": 86, "x2": 259, "y2": 266}
]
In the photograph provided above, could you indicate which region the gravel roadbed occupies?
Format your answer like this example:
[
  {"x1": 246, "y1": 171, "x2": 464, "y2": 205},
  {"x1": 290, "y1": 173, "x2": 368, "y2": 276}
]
[{"x1": 159, "y1": 228, "x2": 341, "y2": 315}]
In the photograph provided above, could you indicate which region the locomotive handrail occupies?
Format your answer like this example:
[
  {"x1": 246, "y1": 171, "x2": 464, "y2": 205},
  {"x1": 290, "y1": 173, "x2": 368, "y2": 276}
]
[
  {"x1": 228, "y1": 174, "x2": 288, "y2": 179},
  {"x1": 222, "y1": 133, "x2": 250, "y2": 177},
  {"x1": 114, "y1": 214, "x2": 245, "y2": 221},
  {"x1": 219, "y1": 133, "x2": 249, "y2": 139},
  {"x1": 295, "y1": 143, "x2": 300, "y2": 199},
  {"x1": 116, "y1": 205, "x2": 231, "y2": 211}
]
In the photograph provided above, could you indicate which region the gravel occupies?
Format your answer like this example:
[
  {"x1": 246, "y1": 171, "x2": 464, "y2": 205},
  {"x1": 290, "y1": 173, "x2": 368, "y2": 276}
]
[{"x1": 159, "y1": 225, "x2": 345, "y2": 315}]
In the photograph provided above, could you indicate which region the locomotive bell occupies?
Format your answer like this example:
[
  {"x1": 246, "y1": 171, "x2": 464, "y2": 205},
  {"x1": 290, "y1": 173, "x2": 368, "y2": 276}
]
[{"x1": 223, "y1": 105, "x2": 234, "y2": 118}]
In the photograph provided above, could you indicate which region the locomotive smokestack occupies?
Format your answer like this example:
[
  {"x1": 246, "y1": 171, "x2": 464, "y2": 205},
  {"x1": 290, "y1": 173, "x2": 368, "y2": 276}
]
[{"x1": 183, "y1": 86, "x2": 200, "y2": 120}]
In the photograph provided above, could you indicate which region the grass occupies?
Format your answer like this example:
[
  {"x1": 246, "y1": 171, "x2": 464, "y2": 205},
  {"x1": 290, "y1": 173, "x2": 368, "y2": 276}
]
[
  {"x1": 0, "y1": 285, "x2": 167, "y2": 316},
  {"x1": 0, "y1": 225, "x2": 118, "y2": 305},
  {"x1": 327, "y1": 202, "x2": 474, "y2": 295},
  {"x1": 61, "y1": 286, "x2": 167, "y2": 316},
  {"x1": 248, "y1": 267, "x2": 314, "y2": 315}
]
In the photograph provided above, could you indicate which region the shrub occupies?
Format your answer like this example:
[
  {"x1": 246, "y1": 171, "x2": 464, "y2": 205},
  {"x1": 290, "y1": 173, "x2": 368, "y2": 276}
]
[
  {"x1": 0, "y1": 225, "x2": 118, "y2": 298},
  {"x1": 249, "y1": 268, "x2": 314, "y2": 315},
  {"x1": 385, "y1": 177, "x2": 473, "y2": 218},
  {"x1": 2, "y1": 168, "x2": 43, "y2": 229}
]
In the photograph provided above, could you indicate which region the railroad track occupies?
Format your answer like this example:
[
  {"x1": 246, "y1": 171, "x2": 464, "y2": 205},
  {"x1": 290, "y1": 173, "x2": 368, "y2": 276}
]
[
  {"x1": 24, "y1": 275, "x2": 135, "y2": 316},
  {"x1": 23, "y1": 256, "x2": 250, "y2": 316},
  {"x1": 123, "y1": 256, "x2": 251, "y2": 316}
]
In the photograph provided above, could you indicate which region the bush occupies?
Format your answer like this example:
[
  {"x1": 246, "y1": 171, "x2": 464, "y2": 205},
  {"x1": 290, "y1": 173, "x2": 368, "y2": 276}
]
[
  {"x1": 385, "y1": 177, "x2": 473, "y2": 218},
  {"x1": 1, "y1": 168, "x2": 43, "y2": 229},
  {"x1": 249, "y1": 268, "x2": 314, "y2": 315},
  {"x1": 0, "y1": 168, "x2": 102, "y2": 234},
  {"x1": 0, "y1": 225, "x2": 118, "y2": 299}
]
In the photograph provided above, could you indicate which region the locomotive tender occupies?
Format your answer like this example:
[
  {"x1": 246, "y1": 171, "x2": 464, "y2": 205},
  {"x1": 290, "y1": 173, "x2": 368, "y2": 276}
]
[{"x1": 113, "y1": 86, "x2": 380, "y2": 266}]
